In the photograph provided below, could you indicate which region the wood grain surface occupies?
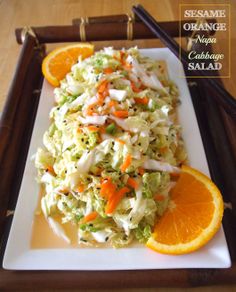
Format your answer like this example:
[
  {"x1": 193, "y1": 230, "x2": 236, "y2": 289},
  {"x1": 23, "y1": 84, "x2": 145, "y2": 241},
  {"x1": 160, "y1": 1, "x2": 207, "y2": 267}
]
[{"x1": 0, "y1": 0, "x2": 235, "y2": 291}]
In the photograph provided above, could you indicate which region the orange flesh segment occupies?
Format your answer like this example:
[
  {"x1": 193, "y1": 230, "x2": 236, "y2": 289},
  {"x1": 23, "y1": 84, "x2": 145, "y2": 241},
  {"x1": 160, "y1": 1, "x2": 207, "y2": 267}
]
[
  {"x1": 155, "y1": 172, "x2": 214, "y2": 244},
  {"x1": 147, "y1": 165, "x2": 224, "y2": 254},
  {"x1": 42, "y1": 44, "x2": 94, "y2": 87}
]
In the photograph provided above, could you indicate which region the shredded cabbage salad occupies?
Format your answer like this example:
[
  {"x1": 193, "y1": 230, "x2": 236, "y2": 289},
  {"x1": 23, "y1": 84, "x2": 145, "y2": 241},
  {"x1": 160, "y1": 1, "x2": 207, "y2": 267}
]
[{"x1": 34, "y1": 47, "x2": 187, "y2": 247}]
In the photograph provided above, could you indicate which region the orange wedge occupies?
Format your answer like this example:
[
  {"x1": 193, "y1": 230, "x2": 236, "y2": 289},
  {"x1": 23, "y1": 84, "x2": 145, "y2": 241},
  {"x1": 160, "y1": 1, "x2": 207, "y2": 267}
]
[
  {"x1": 42, "y1": 43, "x2": 94, "y2": 87},
  {"x1": 147, "y1": 165, "x2": 224, "y2": 255}
]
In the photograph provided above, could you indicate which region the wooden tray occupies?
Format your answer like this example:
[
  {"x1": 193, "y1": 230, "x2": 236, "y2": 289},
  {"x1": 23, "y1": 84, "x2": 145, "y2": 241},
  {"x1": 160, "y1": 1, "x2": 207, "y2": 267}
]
[{"x1": 0, "y1": 15, "x2": 236, "y2": 289}]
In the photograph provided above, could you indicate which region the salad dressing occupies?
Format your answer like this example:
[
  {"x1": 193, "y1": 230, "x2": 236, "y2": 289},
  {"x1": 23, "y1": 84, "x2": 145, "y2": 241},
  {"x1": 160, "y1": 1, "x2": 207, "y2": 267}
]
[
  {"x1": 31, "y1": 213, "x2": 75, "y2": 248},
  {"x1": 31, "y1": 190, "x2": 77, "y2": 248}
]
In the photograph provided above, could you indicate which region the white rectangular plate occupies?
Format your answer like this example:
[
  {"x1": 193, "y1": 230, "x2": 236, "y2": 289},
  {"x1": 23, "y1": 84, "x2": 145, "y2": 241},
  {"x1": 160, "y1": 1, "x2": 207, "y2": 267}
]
[{"x1": 3, "y1": 48, "x2": 231, "y2": 270}]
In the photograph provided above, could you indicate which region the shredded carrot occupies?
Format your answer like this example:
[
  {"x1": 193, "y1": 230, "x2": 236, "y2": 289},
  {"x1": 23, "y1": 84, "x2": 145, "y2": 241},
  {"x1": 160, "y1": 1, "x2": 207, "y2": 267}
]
[
  {"x1": 120, "y1": 51, "x2": 125, "y2": 60},
  {"x1": 113, "y1": 110, "x2": 129, "y2": 119},
  {"x1": 134, "y1": 97, "x2": 149, "y2": 105},
  {"x1": 113, "y1": 55, "x2": 120, "y2": 62},
  {"x1": 97, "y1": 80, "x2": 109, "y2": 103},
  {"x1": 101, "y1": 109, "x2": 110, "y2": 115},
  {"x1": 127, "y1": 177, "x2": 138, "y2": 189},
  {"x1": 100, "y1": 178, "x2": 116, "y2": 199},
  {"x1": 154, "y1": 194, "x2": 165, "y2": 202},
  {"x1": 99, "y1": 125, "x2": 106, "y2": 134},
  {"x1": 98, "y1": 92, "x2": 108, "y2": 103},
  {"x1": 131, "y1": 81, "x2": 141, "y2": 93},
  {"x1": 116, "y1": 138, "x2": 125, "y2": 145},
  {"x1": 96, "y1": 95, "x2": 104, "y2": 105},
  {"x1": 119, "y1": 51, "x2": 126, "y2": 65},
  {"x1": 121, "y1": 54, "x2": 132, "y2": 69},
  {"x1": 120, "y1": 154, "x2": 132, "y2": 173},
  {"x1": 77, "y1": 127, "x2": 83, "y2": 133},
  {"x1": 103, "y1": 67, "x2": 113, "y2": 74},
  {"x1": 139, "y1": 84, "x2": 146, "y2": 90},
  {"x1": 46, "y1": 165, "x2": 56, "y2": 176},
  {"x1": 97, "y1": 134, "x2": 102, "y2": 143},
  {"x1": 86, "y1": 103, "x2": 97, "y2": 116},
  {"x1": 87, "y1": 126, "x2": 99, "y2": 132},
  {"x1": 77, "y1": 184, "x2": 85, "y2": 193},
  {"x1": 114, "y1": 51, "x2": 131, "y2": 70},
  {"x1": 113, "y1": 52, "x2": 132, "y2": 71},
  {"x1": 108, "y1": 100, "x2": 118, "y2": 108},
  {"x1": 58, "y1": 188, "x2": 69, "y2": 193},
  {"x1": 98, "y1": 80, "x2": 108, "y2": 94},
  {"x1": 138, "y1": 167, "x2": 145, "y2": 175},
  {"x1": 46, "y1": 165, "x2": 54, "y2": 173},
  {"x1": 82, "y1": 211, "x2": 98, "y2": 223},
  {"x1": 123, "y1": 62, "x2": 132, "y2": 70},
  {"x1": 105, "y1": 187, "x2": 130, "y2": 215}
]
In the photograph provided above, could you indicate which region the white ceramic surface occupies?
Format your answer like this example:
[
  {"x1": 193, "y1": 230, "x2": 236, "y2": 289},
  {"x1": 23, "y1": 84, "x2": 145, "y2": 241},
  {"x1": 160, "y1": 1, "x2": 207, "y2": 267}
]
[{"x1": 3, "y1": 48, "x2": 231, "y2": 270}]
